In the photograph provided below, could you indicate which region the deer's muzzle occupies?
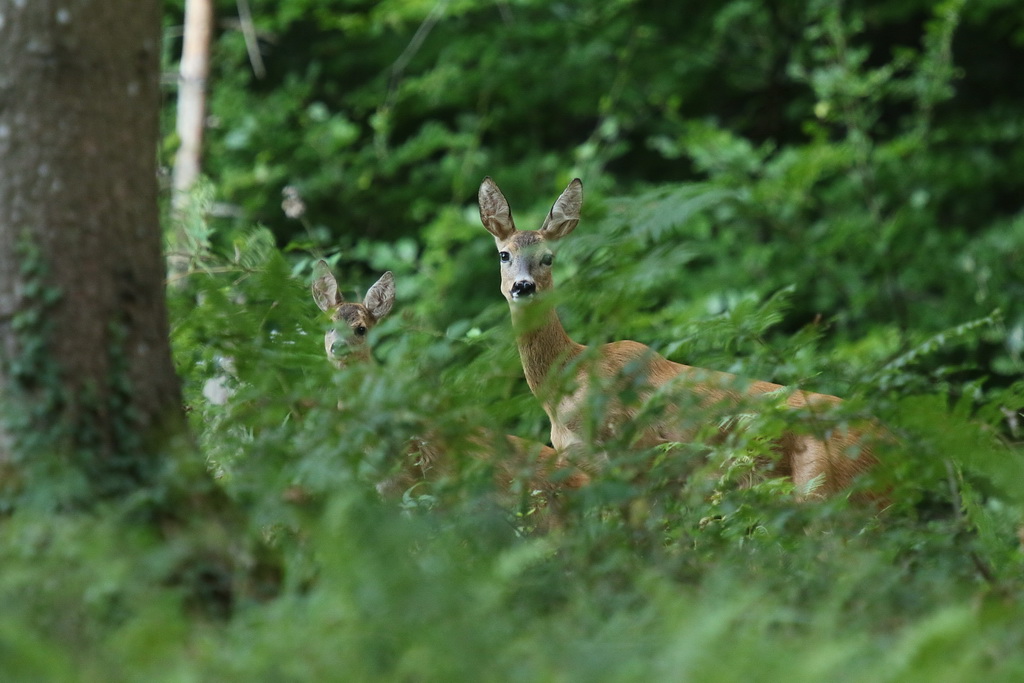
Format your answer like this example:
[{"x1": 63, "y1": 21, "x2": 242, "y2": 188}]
[{"x1": 510, "y1": 280, "x2": 536, "y2": 299}]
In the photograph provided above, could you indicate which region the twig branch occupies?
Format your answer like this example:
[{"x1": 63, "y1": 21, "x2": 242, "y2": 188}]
[
  {"x1": 236, "y1": 0, "x2": 266, "y2": 79},
  {"x1": 384, "y1": 0, "x2": 449, "y2": 111}
]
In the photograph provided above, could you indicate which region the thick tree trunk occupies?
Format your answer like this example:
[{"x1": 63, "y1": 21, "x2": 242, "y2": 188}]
[{"x1": 0, "y1": 0, "x2": 185, "y2": 504}]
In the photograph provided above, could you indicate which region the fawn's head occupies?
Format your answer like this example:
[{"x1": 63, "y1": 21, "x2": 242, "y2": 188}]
[
  {"x1": 311, "y1": 260, "x2": 395, "y2": 368},
  {"x1": 478, "y1": 177, "x2": 582, "y2": 304}
]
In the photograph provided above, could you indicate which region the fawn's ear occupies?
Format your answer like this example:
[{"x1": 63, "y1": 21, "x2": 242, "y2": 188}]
[
  {"x1": 364, "y1": 271, "x2": 395, "y2": 321},
  {"x1": 478, "y1": 177, "x2": 517, "y2": 241},
  {"x1": 312, "y1": 260, "x2": 343, "y2": 312},
  {"x1": 539, "y1": 178, "x2": 582, "y2": 241}
]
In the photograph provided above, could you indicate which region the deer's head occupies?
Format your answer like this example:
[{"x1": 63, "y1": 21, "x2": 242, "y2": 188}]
[
  {"x1": 478, "y1": 177, "x2": 582, "y2": 304},
  {"x1": 311, "y1": 260, "x2": 394, "y2": 368}
]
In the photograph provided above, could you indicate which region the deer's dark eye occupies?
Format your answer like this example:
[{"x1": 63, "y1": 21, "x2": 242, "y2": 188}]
[
  {"x1": 499, "y1": 251, "x2": 511, "y2": 263},
  {"x1": 355, "y1": 325, "x2": 367, "y2": 337},
  {"x1": 540, "y1": 253, "x2": 553, "y2": 266}
]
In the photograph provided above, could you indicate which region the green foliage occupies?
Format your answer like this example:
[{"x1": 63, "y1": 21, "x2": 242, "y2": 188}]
[
  {"x1": 161, "y1": 0, "x2": 1024, "y2": 383},
  {"x1": 8, "y1": 200, "x2": 1023, "y2": 678},
  {"x1": 0, "y1": 236, "x2": 71, "y2": 507},
  {"x1": 4, "y1": 1, "x2": 1024, "y2": 679}
]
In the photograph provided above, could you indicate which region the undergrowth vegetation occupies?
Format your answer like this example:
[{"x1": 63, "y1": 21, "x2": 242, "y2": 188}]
[
  {"x1": 6, "y1": 199, "x2": 1023, "y2": 679},
  {"x1": 3, "y1": 0, "x2": 1024, "y2": 680}
]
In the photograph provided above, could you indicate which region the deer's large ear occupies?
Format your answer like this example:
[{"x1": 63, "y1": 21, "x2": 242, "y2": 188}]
[
  {"x1": 364, "y1": 271, "x2": 395, "y2": 321},
  {"x1": 478, "y1": 177, "x2": 517, "y2": 240},
  {"x1": 539, "y1": 178, "x2": 582, "y2": 240},
  {"x1": 312, "y1": 260, "x2": 343, "y2": 312}
]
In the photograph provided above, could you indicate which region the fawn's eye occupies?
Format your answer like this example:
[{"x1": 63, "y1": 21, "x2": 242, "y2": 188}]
[
  {"x1": 355, "y1": 325, "x2": 367, "y2": 337},
  {"x1": 499, "y1": 251, "x2": 511, "y2": 263},
  {"x1": 540, "y1": 253, "x2": 553, "y2": 266}
]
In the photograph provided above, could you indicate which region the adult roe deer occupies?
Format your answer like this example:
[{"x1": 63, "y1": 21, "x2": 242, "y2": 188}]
[
  {"x1": 477, "y1": 177, "x2": 877, "y2": 498},
  {"x1": 311, "y1": 260, "x2": 589, "y2": 498}
]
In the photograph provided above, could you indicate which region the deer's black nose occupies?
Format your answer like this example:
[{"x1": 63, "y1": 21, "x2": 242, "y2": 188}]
[{"x1": 510, "y1": 280, "x2": 536, "y2": 298}]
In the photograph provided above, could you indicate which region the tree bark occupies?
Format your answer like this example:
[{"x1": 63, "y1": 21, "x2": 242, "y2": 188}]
[
  {"x1": 0, "y1": 0, "x2": 185, "y2": 504},
  {"x1": 172, "y1": 0, "x2": 213, "y2": 206}
]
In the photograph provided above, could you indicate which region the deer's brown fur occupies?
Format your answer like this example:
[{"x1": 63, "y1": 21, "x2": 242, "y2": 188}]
[{"x1": 478, "y1": 177, "x2": 876, "y2": 497}]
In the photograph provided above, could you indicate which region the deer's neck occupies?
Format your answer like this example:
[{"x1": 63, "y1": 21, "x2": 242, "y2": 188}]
[{"x1": 511, "y1": 304, "x2": 585, "y2": 396}]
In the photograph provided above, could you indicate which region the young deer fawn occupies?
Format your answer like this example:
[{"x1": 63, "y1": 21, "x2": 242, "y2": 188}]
[
  {"x1": 312, "y1": 260, "x2": 395, "y2": 369},
  {"x1": 310, "y1": 260, "x2": 589, "y2": 498},
  {"x1": 478, "y1": 177, "x2": 876, "y2": 498}
]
